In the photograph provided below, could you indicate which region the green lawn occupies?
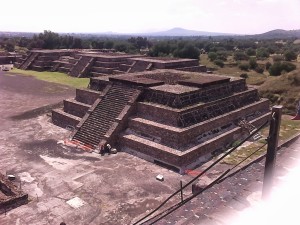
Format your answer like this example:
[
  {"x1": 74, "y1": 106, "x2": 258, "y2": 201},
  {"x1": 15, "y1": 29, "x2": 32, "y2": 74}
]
[{"x1": 8, "y1": 68, "x2": 89, "y2": 89}]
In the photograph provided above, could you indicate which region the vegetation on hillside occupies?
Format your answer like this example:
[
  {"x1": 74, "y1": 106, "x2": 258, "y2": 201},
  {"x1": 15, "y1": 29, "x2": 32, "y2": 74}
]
[{"x1": 259, "y1": 69, "x2": 300, "y2": 114}]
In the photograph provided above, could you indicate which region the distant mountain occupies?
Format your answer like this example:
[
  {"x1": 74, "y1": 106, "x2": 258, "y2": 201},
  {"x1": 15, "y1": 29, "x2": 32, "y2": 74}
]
[
  {"x1": 138, "y1": 27, "x2": 233, "y2": 37},
  {"x1": 249, "y1": 29, "x2": 300, "y2": 39}
]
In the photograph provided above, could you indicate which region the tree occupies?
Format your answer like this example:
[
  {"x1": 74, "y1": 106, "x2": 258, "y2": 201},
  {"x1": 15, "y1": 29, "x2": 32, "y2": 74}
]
[
  {"x1": 39, "y1": 30, "x2": 60, "y2": 49},
  {"x1": 234, "y1": 51, "x2": 249, "y2": 61},
  {"x1": 249, "y1": 57, "x2": 258, "y2": 69},
  {"x1": 269, "y1": 62, "x2": 296, "y2": 76},
  {"x1": 239, "y1": 63, "x2": 250, "y2": 71},
  {"x1": 174, "y1": 44, "x2": 200, "y2": 59},
  {"x1": 208, "y1": 52, "x2": 217, "y2": 61},
  {"x1": 216, "y1": 51, "x2": 229, "y2": 61},
  {"x1": 281, "y1": 62, "x2": 296, "y2": 72},
  {"x1": 284, "y1": 50, "x2": 297, "y2": 61},
  {"x1": 269, "y1": 62, "x2": 282, "y2": 76},
  {"x1": 246, "y1": 48, "x2": 256, "y2": 56},
  {"x1": 149, "y1": 41, "x2": 173, "y2": 57},
  {"x1": 91, "y1": 40, "x2": 104, "y2": 49},
  {"x1": 265, "y1": 62, "x2": 272, "y2": 70},
  {"x1": 4, "y1": 41, "x2": 15, "y2": 52},
  {"x1": 72, "y1": 38, "x2": 82, "y2": 48},
  {"x1": 214, "y1": 59, "x2": 224, "y2": 68},
  {"x1": 256, "y1": 47, "x2": 269, "y2": 59},
  {"x1": 115, "y1": 43, "x2": 128, "y2": 52},
  {"x1": 104, "y1": 41, "x2": 114, "y2": 49}
]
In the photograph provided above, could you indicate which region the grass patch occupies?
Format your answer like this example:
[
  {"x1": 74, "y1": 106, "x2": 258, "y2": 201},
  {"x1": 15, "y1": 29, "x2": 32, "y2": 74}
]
[
  {"x1": 8, "y1": 68, "x2": 89, "y2": 89},
  {"x1": 223, "y1": 115, "x2": 300, "y2": 165}
]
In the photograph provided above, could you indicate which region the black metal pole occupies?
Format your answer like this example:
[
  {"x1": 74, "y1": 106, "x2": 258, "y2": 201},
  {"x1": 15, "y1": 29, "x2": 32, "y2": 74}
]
[
  {"x1": 180, "y1": 181, "x2": 183, "y2": 202},
  {"x1": 262, "y1": 105, "x2": 282, "y2": 200}
]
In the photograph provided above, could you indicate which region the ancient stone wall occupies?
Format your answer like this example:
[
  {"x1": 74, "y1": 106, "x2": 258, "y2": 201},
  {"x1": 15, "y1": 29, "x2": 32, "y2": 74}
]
[
  {"x1": 154, "y1": 60, "x2": 198, "y2": 69},
  {"x1": 63, "y1": 99, "x2": 90, "y2": 118},
  {"x1": 130, "y1": 99, "x2": 269, "y2": 149},
  {"x1": 52, "y1": 109, "x2": 81, "y2": 129},
  {"x1": 75, "y1": 89, "x2": 100, "y2": 105},
  {"x1": 121, "y1": 113, "x2": 269, "y2": 172},
  {"x1": 138, "y1": 89, "x2": 260, "y2": 127},
  {"x1": 0, "y1": 173, "x2": 28, "y2": 212},
  {"x1": 176, "y1": 65, "x2": 207, "y2": 72},
  {"x1": 89, "y1": 78, "x2": 111, "y2": 91},
  {"x1": 143, "y1": 79, "x2": 246, "y2": 108}
]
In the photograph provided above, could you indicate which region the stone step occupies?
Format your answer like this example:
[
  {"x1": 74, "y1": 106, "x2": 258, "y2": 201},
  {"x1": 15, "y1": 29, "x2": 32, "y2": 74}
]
[
  {"x1": 91, "y1": 72, "x2": 107, "y2": 77},
  {"x1": 72, "y1": 84, "x2": 140, "y2": 147},
  {"x1": 91, "y1": 66, "x2": 115, "y2": 74},
  {"x1": 121, "y1": 112, "x2": 270, "y2": 173},
  {"x1": 137, "y1": 89, "x2": 262, "y2": 127},
  {"x1": 52, "y1": 109, "x2": 81, "y2": 129}
]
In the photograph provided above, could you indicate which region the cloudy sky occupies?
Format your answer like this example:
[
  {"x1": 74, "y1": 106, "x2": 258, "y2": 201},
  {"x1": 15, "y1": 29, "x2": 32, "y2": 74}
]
[{"x1": 1, "y1": 0, "x2": 299, "y2": 34}]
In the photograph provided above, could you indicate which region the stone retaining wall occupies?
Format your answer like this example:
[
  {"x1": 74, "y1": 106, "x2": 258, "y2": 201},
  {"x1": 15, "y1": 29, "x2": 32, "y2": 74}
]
[
  {"x1": 75, "y1": 88, "x2": 101, "y2": 105},
  {"x1": 143, "y1": 79, "x2": 246, "y2": 108},
  {"x1": 129, "y1": 99, "x2": 269, "y2": 148},
  {"x1": 138, "y1": 89, "x2": 259, "y2": 127},
  {"x1": 63, "y1": 99, "x2": 90, "y2": 118},
  {"x1": 52, "y1": 109, "x2": 81, "y2": 128}
]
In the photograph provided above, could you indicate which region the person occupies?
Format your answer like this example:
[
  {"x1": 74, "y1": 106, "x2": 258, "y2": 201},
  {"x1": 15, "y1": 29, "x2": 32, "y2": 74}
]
[
  {"x1": 99, "y1": 144, "x2": 105, "y2": 155},
  {"x1": 105, "y1": 143, "x2": 112, "y2": 154}
]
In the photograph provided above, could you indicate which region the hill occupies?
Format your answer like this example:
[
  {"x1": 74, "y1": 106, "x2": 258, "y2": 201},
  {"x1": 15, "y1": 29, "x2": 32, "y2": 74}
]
[
  {"x1": 250, "y1": 29, "x2": 300, "y2": 39},
  {"x1": 259, "y1": 69, "x2": 300, "y2": 114}
]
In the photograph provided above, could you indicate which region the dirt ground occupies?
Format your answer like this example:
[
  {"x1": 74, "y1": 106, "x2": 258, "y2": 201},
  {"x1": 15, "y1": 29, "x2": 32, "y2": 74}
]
[{"x1": 0, "y1": 71, "x2": 192, "y2": 224}]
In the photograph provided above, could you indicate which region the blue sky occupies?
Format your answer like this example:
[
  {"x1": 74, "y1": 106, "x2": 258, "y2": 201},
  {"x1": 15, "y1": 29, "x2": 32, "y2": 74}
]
[{"x1": 1, "y1": 0, "x2": 299, "y2": 34}]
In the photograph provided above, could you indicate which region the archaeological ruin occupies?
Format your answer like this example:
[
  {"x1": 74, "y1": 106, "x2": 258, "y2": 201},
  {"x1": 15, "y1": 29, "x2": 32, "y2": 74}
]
[
  {"x1": 0, "y1": 173, "x2": 28, "y2": 213},
  {"x1": 52, "y1": 69, "x2": 270, "y2": 173},
  {"x1": 15, "y1": 50, "x2": 207, "y2": 77}
]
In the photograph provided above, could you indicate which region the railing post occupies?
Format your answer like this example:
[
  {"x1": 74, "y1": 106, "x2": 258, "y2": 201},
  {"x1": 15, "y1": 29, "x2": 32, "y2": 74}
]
[
  {"x1": 180, "y1": 181, "x2": 183, "y2": 202},
  {"x1": 262, "y1": 105, "x2": 282, "y2": 200}
]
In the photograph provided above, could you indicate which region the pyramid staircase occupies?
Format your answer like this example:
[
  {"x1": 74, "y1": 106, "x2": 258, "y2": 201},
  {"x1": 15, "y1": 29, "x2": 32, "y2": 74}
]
[
  {"x1": 19, "y1": 52, "x2": 39, "y2": 70},
  {"x1": 71, "y1": 84, "x2": 142, "y2": 148},
  {"x1": 69, "y1": 56, "x2": 94, "y2": 77},
  {"x1": 127, "y1": 61, "x2": 153, "y2": 73}
]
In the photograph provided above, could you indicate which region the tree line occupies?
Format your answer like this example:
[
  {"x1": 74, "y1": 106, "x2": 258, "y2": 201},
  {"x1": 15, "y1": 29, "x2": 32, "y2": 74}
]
[{"x1": 0, "y1": 30, "x2": 299, "y2": 66}]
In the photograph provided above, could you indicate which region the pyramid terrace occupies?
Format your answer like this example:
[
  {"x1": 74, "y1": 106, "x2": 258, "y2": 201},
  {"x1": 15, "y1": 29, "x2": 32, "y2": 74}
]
[
  {"x1": 52, "y1": 70, "x2": 270, "y2": 173},
  {"x1": 15, "y1": 50, "x2": 207, "y2": 77}
]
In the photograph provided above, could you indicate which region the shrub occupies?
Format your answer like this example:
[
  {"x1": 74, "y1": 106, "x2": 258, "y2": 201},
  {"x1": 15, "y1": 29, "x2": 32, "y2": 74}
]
[
  {"x1": 216, "y1": 51, "x2": 229, "y2": 61},
  {"x1": 234, "y1": 51, "x2": 249, "y2": 61},
  {"x1": 281, "y1": 62, "x2": 296, "y2": 73},
  {"x1": 246, "y1": 48, "x2": 256, "y2": 56},
  {"x1": 208, "y1": 52, "x2": 218, "y2": 61},
  {"x1": 272, "y1": 54, "x2": 284, "y2": 62},
  {"x1": 265, "y1": 62, "x2": 272, "y2": 70},
  {"x1": 255, "y1": 66, "x2": 264, "y2": 74},
  {"x1": 284, "y1": 50, "x2": 297, "y2": 61},
  {"x1": 269, "y1": 62, "x2": 282, "y2": 76},
  {"x1": 240, "y1": 73, "x2": 248, "y2": 79},
  {"x1": 256, "y1": 47, "x2": 270, "y2": 59},
  {"x1": 239, "y1": 63, "x2": 250, "y2": 71},
  {"x1": 214, "y1": 59, "x2": 224, "y2": 67},
  {"x1": 249, "y1": 57, "x2": 258, "y2": 69}
]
